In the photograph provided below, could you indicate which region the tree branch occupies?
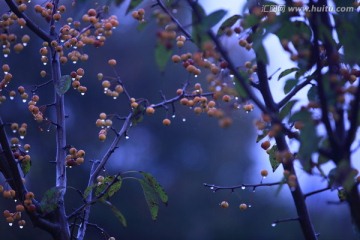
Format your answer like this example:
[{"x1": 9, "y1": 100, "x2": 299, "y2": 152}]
[
  {"x1": 277, "y1": 77, "x2": 314, "y2": 109},
  {"x1": 156, "y1": 0, "x2": 192, "y2": 41},
  {"x1": 203, "y1": 181, "x2": 283, "y2": 192},
  {"x1": 4, "y1": 0, "x2": 52, "y2": 42}
]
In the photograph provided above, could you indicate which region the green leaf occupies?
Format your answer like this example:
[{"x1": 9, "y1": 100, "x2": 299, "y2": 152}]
[
  {"x1": 334, "y1": 14, "x2": 360, "y2": 64},
  {"x1": 107, "y1": 178, "x2": 122, "y2": 198},
  {"x1": 126, "y1": 0, "x2": 143, "y2": 14},
  {"x1": 252, "y1": 34, "x2": 269, "y2": 65},
  {"x1": 40, "y1": 187, "x2": 64, "y2": 214},
  {"x1": 191, "y1": 2, "x2": 213, "y2": 47},
  {"x1": 217, "y1": 15, "x2": 241, "y2": 36},
  {"x1": 279, "y1": 99, "x2": 297, "y2": 119},
  {"x1": 283, "y1": 79, "x2": 298, "y2": 94},
  {"x1": 337, "y1": 188, "x2": 346, "y2": 202},
  {"x1": 114, "y1": 0, "x2": 126, "y2": 6},
  {"x1": 20, "y1": 159, "x2": 31, "y2": 176},
  {"x1": 307, "y1": 85, "x2": 318, "y2": 101},
  {"x1": 136, "y1": 21, "x2": 147, "y2": 31},
  {"x1": 139, "y1": 179, "x2": 159, "y2": 220},
  {"x1": 290, "y1": 109, "x2": 320, "y2": 172},
  {"x1": 95, "y1": 176, "x2": 114, "y2": 196},
  {"x1": 55, "y1": 75, "x2": 71, "y2": 96},
  {"x1": 155, "y1": 44, "x2": 172, "y2": 72},
  {"x1": 278, "y1": 68, "x2": 299, "y2": 81},
  {"x1": 275, "y1": 177, "x2": 286, "y2": 196},
  {"x1": 242, "y1": 14, "x2": 260, "y2": 29},
  {"x1": 267, "y1": 145, "x2": 280, "y2": 172},
  {"x1": 203, "y1": 10, "x2": 227, "y2": 29},
  {"x1": 140, "y1": 172, "x2": 168, "y2": 205},
  {"x1": 234, "y1": 74, "x2": 248, "y2": 98},
  {"x1": 131, "y1": 104, "x2": 145, "y2": 126},
  {"x1": 256, "y1": 130, "x2": 269, "y2": 143},
  {"x1": 317, "y1": 138, "x2": 330, "y2": 165},
  {"x1": 83, "y1": 184, "x2": 97, "y2": 198},
  {"x1": 275, "y1": 21, "x2": 312, "y2": 43},
  {"x1": 101, "y1": 200, "x2": 127, "y2": 227}
]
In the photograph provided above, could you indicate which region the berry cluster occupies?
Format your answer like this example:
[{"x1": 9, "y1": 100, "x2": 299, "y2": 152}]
[
  {"x1": 70, "y1": 68, "x2": 87, "y2": 95},
  {"x1": 1, "y1": 189, "x2": 35, "y2": 229},
  {"x1": 65, "y1": 147, "x2": 86, "y2": 168}
]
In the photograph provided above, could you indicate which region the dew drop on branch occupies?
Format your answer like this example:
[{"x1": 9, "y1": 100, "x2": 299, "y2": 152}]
[{"x1": 271, "y1": 223, "x2": 276, "y2": 227}]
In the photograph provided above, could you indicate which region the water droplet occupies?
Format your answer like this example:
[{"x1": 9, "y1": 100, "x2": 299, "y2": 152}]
[
  {"x1": 172, "y1": 114, "x2": 176, "y2": 118},
  {"x1": 20, "y1": 136, "x2": 24, "y2": 139},
  {"x1": 25, "y1": 150, "x2": 29, "y2": 153},
  {"x1": 113, "y1": 97, "x2": 117, "y2": 100},
  {"x1": 23, "y1": 43, "x2": 27, "y2": 47},
  {"x1": 235, "y1": 97, "x2": 239, "y2": 101},
  {"x1": 10, "y1": 96, "x2": 14, "y2": 100},
  {"x1": 210, "y1": 187, "x2": 214, "y2": 190},
  {"x1": 194, "y1": 75, "x2": 198, "y2": 78},
  {"x1": 182, "y1": 118, "x2": 186, "y2": 122},
  {"x1": 19, "y1": 225, "x2": 23, "y2": 229},
  {"x1": 4, "y1": 71, "x2": 8, "y2": 74},
  {"x1": 248, "y1": 204, "x2": 252, "y2": 208},
  {"x1": 172, "y1": 8, "x2": 178, "y2": 14},
  {"x1": 12, "y1": 130, "x2": 16, "y2": 133},
  {"x1": 22, "y1": 99, "x2": 27, "y2": 103},
  {"x1": 4, "y1": 54, "x2": 8, "y2": 58},
  {"x1": 9, "y1": 223, "x2": 13, "y2": 226},
  {"x1": 43, "y1": 62, "x2": 47, "y2": 66},
  {"x1": 262, "y1": 176, "x2": 267, "y2": 179},
  {"x1": 81, "y1": 92, "x2": 85, "y2": 96},
  {"x1": 241, "y1": 185, "x2": 246, "y2": 190},
  {"x1": 72, "y1": 61, "x2": 77, "y2": 64},
  {"x1": 271, "y1": 223, "x2": 276, "y2": 227},
  {"x1": 125, "y1": 135, "x2": 130, "y2": 140},
  {"x1": 229, "y1": 74, "x2": 234, "y2": 78}
]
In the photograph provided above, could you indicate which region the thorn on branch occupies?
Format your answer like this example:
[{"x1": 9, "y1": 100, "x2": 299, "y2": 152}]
[{"x1": 271, "y1": 217, "x2": 300, "y2": 227}]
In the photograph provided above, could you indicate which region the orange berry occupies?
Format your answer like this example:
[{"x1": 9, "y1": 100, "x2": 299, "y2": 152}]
[
  {"x1": 222, "y1": 95, "x2": 231, "y2": 102},
  {"x1": 261, "y1": 141, "x2": 270, "y2": 150},
  {"x1": 146, "y1": 107, "x2": 155, "y2": 115},
  {"x1": 16, "y1": 204, "x2": 25, "y2": 212},
  {"x1": 99, "y1": 133, "x2": 106, "y2": 141},
  {"x1": 171, "y1": 55, "x2": 181, "y2": 63},
  {"x1": 260, "y1": 169, "x2": 268, "y2": 177},
  {"x1": 239, "y1": 203, "x2": 247, "y2": 211},
  {"x1": 220, "y1": 201, "x2": 229, "y2": 208},
  {"x1": 108, "y1": 59, "x2": 117, "y2": 66},
  {"x1": 162, "y1": 118, "x2": 171, "y2": 126}
]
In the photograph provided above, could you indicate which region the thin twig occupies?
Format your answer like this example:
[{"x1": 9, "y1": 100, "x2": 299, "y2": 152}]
[{"x1": 203, "y1": 181, "x2": 283, "y2": 192}]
